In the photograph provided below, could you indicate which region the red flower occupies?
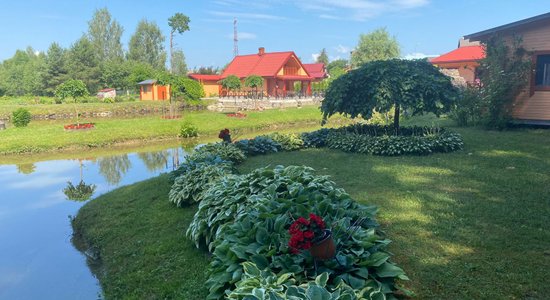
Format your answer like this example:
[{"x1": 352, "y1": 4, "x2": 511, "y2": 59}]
[{"x1": 287, "y1": 213, "x2": 328, "y2": 254}]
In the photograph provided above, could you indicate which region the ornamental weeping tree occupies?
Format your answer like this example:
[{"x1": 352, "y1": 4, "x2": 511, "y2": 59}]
[
  {"x1": 55, "y1": 79, "x2": 89, "y2": 126},
  {"x1": 322, "y1": 59, "x2": 458, "y2": 134}
]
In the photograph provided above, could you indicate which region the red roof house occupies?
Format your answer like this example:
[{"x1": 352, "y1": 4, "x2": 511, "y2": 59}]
[
  {"x1": 190, "y1": 47, "x2": 314, "y2": 97},
  {"x1": 431, "y1": 45, "x2": 485, "y2": 84},
  {"x1": 303, "y1": 63, "x2": 328, "y2": 81}
]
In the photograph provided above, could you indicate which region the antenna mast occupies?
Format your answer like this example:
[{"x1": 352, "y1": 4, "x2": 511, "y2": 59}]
[{"x1": 233, "y1": 18, "x2": 238, "y2": 57}]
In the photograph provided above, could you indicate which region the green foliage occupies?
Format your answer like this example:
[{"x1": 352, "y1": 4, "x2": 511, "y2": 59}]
[
  {"x1": 227, "y1": 263, "x2": 390, "y2": 300},
  {"x1": 169, "y1": 162, "x2": 232, "y2": 207},
  {"x1": 128, "y1": 19, "x2": 167, "y2": 70},
  {"x1": 63, "y1": 180, "x2": 97, "y2": 202},
  {"x1": 180, "y1": 78, "x2": 205, "y2": 100},
  {"x1": 168, "y1": 13, "x2": 190, "y2": 73},
  {"x1": 220, "y1": 75, "x2": 242, "y2": 91},
  {"x1": 303, "y1": 124, "x2": 463, "y2": 156},
  {"x1": 327, "y1": 59, "x2": 348, "y2": 74},
  {"x1": 477, "y1": 36, "x2": 531, "y2": 129},
  {"x1": 12, "y1": 108, "x2": 31, "y2": 127},
  {"x1": 316, "y1": 48, "x2": 329, "y2": 66},
  {"x1": 350, "y1": 28, "x2": 400, "y2": 68},
  {"x1": 186, "y1": 165, "x2": 406, "y2": 299},
  {"x1": 244, "y1": 75, "x2": 263, "y2": 89},
  {"x1": 0, "y1": 48, "x2": 46, "y2": 96},
  {"x1": 87, "y1": 7, "x2": 124, "y2": 62},
  {"x1": 234, "y1": 136, "x2": 282, "y2": 156},
  {"x1": 170, "y1": 154, "x2": 231, "y2": 181},
  {"x1": 322, "y1": 59, "x2": 458, "y2": 132},
  {"x1": 179, "y1": 121, "x2": 199, "y2": 138},
  {"x1": 266, "y1": 132, "x2": 304, "y2": 151},
  {"x1": 66, "y1": 36, "x2": 101, "y2": 93},
  {"x1": 55, "y1": 79, "x2": 89, "y2": 101},
  {"x1": 301, "y1": 128, "x2": 331, "y2": 148},
  {"x1": 194, "y1": 142, "x2": 246, "y2": 164},
  {"x1": 450, "y1": 86, "x2": 483, "y2": 126}
]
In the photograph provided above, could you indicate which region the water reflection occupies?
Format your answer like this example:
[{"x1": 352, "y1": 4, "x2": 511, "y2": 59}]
[
  {"x1": 16, "y1": 163, "x2": 36, "y2": 174},
  {"x1": 137, "y1": 151, "x2": 169, "y2": 172},
  {"x1": 0, "y1": 147, "x2": 187, "y2": 299},
  {"x1": 98, "y1": 155, "x2": 132, "y2": 186}
]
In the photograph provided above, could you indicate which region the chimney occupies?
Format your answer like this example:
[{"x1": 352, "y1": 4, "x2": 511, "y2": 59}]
[{"x1": 258, "y1": 47, "x2": 265, "y2": 56}]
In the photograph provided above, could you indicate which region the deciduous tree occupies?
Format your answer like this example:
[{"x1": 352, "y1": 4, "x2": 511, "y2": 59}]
[
  {"x1": 87, "y1": 8, "x2": 124, "y2": 62},
  {"x1": 55, "y1": 79, "x2": 89, "y2": 125},
  {"x1": 167, "y1": 13, "x2": 190, "y2": 73},
  {"x1": 66, "y1": 36, "x2": 101, "y2": 93},
  {"x1": 322, "y1": 59, "x2": 458, "y2": 134},
  {"x1": 128, "y1": 19, "x2": 167, "y2": 70},
  {"x1": 350, "y1": 28, "x2": 400, "y2": 68}
]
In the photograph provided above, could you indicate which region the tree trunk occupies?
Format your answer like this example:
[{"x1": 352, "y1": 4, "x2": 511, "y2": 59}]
[{"x1": 394, "y1": 103, "x2": 400, "y2": 135}]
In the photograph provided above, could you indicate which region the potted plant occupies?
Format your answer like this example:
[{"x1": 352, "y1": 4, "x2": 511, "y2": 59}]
[
  {"x1": 218, "y1": 128, "x2": 232, "y2": 143},
  {"x1": 288, "y1": 213, "x2": 336, "y2": 260}
]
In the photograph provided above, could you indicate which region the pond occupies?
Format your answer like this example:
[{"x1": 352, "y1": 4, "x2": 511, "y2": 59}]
[{"x1": 0, "y1": 145, "x2": 188, "y2": 299}]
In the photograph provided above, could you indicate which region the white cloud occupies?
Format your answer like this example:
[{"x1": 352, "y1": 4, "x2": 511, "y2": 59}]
[
  {"x1": 335, "y1": 44, "x2": 350, "y2": 54},
  {"x1": 296, "y1": 0, "x2": 429, "y2": 21},
  {"x1": 319, "y1": 14, "x2": 340, "y2": 20},
  {"x1": 403, "y1": 52, "x2": 438, "y2": 60},
  {"x1": 311, "y1": 53, "x2": 320, "y2": 62}
]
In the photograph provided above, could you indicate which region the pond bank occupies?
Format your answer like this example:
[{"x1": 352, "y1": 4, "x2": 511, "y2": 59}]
[{"x1": 0, "y1": 107, "x2": 342, "y2": 156}]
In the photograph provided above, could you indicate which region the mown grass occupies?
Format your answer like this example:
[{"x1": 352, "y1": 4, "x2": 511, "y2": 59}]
[
  {"x1": 73, "y1": 174, "x2": 209, "y2": 299},
  {"x1": 239, "y1": 127, "x2": 550, "y2": 299},
  {"x1": 0, "y1": 106, "x2": 333, "y2": 155},
  {"x1": 73, "y1": 124, "x2": 550, "y2": 299}
]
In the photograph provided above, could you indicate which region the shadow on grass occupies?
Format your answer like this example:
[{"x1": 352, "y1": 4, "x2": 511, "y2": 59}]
[{"x1": 238, "y1": 127, "x2": 550, "y2": 299}]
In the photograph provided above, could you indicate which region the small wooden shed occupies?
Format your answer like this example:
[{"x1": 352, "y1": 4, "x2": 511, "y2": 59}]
[{"x1": 138, "y1": 79, "x2": 171, "y2": 101}]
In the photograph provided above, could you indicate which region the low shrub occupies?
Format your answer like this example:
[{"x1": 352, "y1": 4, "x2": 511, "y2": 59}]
[
  {"x1": 301, "y1": 128, "x2": 331, "y2": 148},
  {"x1": 180, "y1": 121, "x2": 199, "y2": 138},
  {"x1": 12, "y1": 108, "x2": 32, "y2": 127},
  {"x1": 187, "y1": 165, "x2": 407, "y2": 299},
  {"x1": 450, "y1": 86, "x2": 483, "y2": 126},
  {"x1": 266, "y1": 132, "x2": 304, "y2": 151},
  {"x1": 170, "y1": 154, "x2": 230, "y2": 181},
  {"x1": 193, "y1": 142, "x2": 246, "y2": 164},
  {"x1": 169, "y1": 162, "x2": 233, "y2": 207},
  {"x1": 234, "y1": 136, "x2": 281, "y2": 156},
  {"x1": 227, "y1": 263, "x2": 376, "y2": 300}
]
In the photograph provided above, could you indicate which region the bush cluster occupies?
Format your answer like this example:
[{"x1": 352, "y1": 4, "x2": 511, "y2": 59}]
[
  {"x1": 186, "y1": 165, "x2": 408, "y2": 299},
  {"x1": 234, "y1": 136, "x2": 282, "y2": 156},
  {"x1": 12, "y1": 108, "x2": 32, "y2": 127},
  {"x1": 168, "y1": 135, "x2": 410, "y2": 299},
  {"x1": 179, "y1": 121, "x2": 199, "y2": 138},
  {"x1": 303, "y1": 124, "x2": 463, "y2": 156},
  {"x1": 266, "y1": 132, "x2": 304, "y2": 151}
]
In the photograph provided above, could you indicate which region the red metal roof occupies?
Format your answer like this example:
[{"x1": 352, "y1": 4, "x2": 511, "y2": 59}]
[
  {"x1": 303, "y1": 63, "x2": 327, "y2": 79},
  {"x1": 430, "y1": 46, "x2": 485, "y2": 64},
  {"x1": 221, "y1": 51, "x2": 311, "y2": 78},
  {"x1": 188, "y1": 74, "x2": 222, "y2": 81}
]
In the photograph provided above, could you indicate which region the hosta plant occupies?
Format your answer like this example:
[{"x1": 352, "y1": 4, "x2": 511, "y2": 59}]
[
  {"x1": 187, "y1": 165, "x2": 408, "y2": 299},
  {"x1": 266, "y1": 132, "x2": 304, "y2": 151},
  {"x1": 193, "y1": 142, "x2": 246, "y2": 164},
  {"x1": 234, "y1": 136, "x2": 281, "y2": 156},
  {"x1": 169, "y1": 162, "x2": 233, "y2": 207}
]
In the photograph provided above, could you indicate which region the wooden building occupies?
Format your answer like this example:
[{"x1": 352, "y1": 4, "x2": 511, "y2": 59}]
[
  {"x1": 463, "y1": 12, "x2": 550, "y2": 124},
  {"x1": 189, "y1": 47, "x2": 316, "y2": 97},
  {"x1": 188, "y1": 74, "x2": 222, "y2": 97},
  {"x1": 430, "y1": 45, "x2": 484, "y2": 84},
  {"x1": 138, "y1": 79, "x2": 171, "y2": 101}
]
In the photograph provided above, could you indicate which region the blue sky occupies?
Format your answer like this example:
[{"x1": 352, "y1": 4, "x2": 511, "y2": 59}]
[{"x1": 0, "y1": 1, "x2": 546, "y2": 68}]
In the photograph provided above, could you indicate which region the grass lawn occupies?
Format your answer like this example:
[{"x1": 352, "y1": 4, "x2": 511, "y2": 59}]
[
  {"x1": 0, "y1": 106, "x2": 333, "y2": 155},
  {"x1": 73, "y1": 125, "x2": 550, "y2": 299}
]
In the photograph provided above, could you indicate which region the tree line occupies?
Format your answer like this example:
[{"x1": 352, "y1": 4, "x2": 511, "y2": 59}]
[{"x1": 0, "y1": 8, "x2": 190, "y2": 97}]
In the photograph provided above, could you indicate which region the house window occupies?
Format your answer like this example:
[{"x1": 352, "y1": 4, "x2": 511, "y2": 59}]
[
  {"x1": 535, "y1": 54, "x2": 550, "y2": 89},
  {"x1": 143, "y1": 85, "x2": 149, "y2": 93}
]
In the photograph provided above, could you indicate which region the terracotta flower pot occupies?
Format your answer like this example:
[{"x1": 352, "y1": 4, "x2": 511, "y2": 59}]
[{"x1": 309, "y1": 229, "x2": 336, "y2": 260}]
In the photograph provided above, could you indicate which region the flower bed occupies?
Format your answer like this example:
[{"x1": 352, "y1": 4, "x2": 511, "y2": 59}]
[
  {"x1": 63, "y1": 123, "x2": 95, "y2": 130},
  {"x1": 161, "y1": 115, "x2": 182, "y2": 119},
  {"x1": 226, "y1": 112, "x2": 247, "y2": 118}
]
